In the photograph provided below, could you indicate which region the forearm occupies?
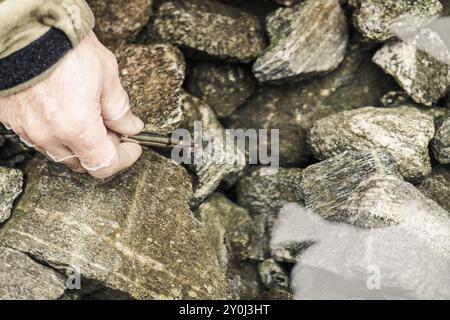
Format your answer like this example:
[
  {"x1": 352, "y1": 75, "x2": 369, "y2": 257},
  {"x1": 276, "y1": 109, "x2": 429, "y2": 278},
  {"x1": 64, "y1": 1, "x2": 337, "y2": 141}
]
[{"x1": 0, "y1": 0, "x2": 95, "y2": 96}]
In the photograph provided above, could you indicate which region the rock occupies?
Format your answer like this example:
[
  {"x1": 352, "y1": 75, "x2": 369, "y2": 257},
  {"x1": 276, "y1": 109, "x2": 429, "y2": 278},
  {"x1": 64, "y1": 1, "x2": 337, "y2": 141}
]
[
  {"x1": 228, "y1": 41, "x2": 398, "y2": 166},
  {"x1": 115, "y1": 44, "x2": 185, "y2": 134},
  {"x1": 0, "y1": 151, "x2": 231, "y2": 300},
  {"x1": 380, "y1": 91, "x2": 450, "y2": 125},
  {"x1": 87, "y1": 0, "x2": 152, "y2": 49},
  {"x1": 247, "y1": 213, "x2": 271, "y2": 262},
  {"x1": 181, "y1": 92, "x2": 246, "y2": 207},
  {"x1": 253, "y1": 0, "x2": 348, "y2": 83},
  {"x1": 283, "y1": 199, "x2": 450, "y2": 299},
  {"x1": 353, "y1": 0, "x2": 443, "y2": 42},
  {"x1": 0, "y1": 166, "x2": 23, "y2": 223},
  {"x1": 148, "y1": 0, "x2": 266, "y2": 62},
  {"x1": 432, "y1": 117, "x2": 450, "y2": 164},
  {"x1": 195, "y1": 193, "x2": 252, "y2": 270},
  {"x1": 301, "y1": 149, "x2": 450, "y2": 230},
  {"x1": 418, "y1": 165, "x2": 450, "y2": 213},
  {"x1": 0, "y1": 247, "x2": 66, "y2": 300},
  {"x1": 308, "y1": 106, "x2": 435, "y2": 182},
  {"x1": 258, "y1": 259, "x2": 290, "y2": 291},
  {"x1": 236, "y1": 166, "x2": 303, "y2": 217},
  {"x1": 227, "y1": 262, "x2": 265, "y2": 300},
  {"x1": 186, "y1": 62, "x2": 256, "y2": 119},
  {"x1": 373, "y1": 35, "x2": 450, "y2": 106}
]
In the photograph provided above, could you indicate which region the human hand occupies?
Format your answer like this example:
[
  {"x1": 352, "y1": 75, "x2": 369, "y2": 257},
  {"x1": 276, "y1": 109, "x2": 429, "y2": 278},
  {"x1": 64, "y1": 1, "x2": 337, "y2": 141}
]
[{"x1": 0, "y1": 32, "x2": 144, "y2": 178}]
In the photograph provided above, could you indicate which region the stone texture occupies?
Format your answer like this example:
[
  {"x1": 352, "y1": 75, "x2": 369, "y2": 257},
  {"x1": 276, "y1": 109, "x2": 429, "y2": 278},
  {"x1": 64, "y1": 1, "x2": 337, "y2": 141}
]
[
  {"x1": 87, "y1": 0, "x2": 152, "y2": 49},
  {"x1": 181, "y1": 92, "x2": 246, "y2": 207},
  {"x1": 380, "y1": 91, "x2": 450, "y2": 125},
  {"x1": 0, "y1": 247, "x2": 66, "y2": 300},
  {"x1": 302, "y1": 149, "x2": 398, "y2": 226},
  {"x1": 353, "y1": 0, "x2": 443, "y2": 42},
  {"x1": 373, "y1": 35, "x2": 450, "y2": 106},
  {"x1": 432, "y1": 116, "x2": 450, "y2": 164},
  {"x1": 0, "y1": 151, "x2": 231, "y2": 300},
  {"x1": 0, "y1": 166, "x2": 23, "y2": 223},
  {"x1": 195, "y1": 193, "x2": 251, "y2": 270},
  {"x1": 253, "y1": 0, "x2": 348, "y2": 83},
  {"x1": 418, "y1": 165, "x2": 450, "y2": 213},
  {"x1": 115, "y1": 44, "x2": 185, "y2": 134},
  {"x1": 148, "y1": 0, "x2": 266, "y2": 62},
  {"x1": 258, "y1": 258, "x2": 290, "y2": 291},
  {"x1": 186, "y1": 62, "x2": 256, "y2": 119},
  {"x1": 228, "y1": 41, "x2": 398, "y2": 166},
  {"x1": 237, "y1": 166, "x2": 303, "y2": 217},
  {"x1": 308, "y1": 106, "x2": 435, "y2": 182}
]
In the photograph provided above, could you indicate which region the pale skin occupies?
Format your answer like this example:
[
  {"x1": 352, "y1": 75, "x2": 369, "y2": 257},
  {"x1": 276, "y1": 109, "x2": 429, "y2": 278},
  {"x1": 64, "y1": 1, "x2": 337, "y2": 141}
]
[{"x1": 0, "y1": 32, "x2": 144, "y2": 179}]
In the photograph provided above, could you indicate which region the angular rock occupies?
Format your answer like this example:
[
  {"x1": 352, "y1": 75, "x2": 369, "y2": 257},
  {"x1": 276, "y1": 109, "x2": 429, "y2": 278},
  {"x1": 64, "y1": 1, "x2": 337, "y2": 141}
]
[
  {"x1": 258, "y1": 258, "x2": 290, "y2": 291},
  {"x1": 0, "y1": 151, "x2": 230, "y2": 299},
  {"x1": 236, "y1": 166, "x2": 303, "y2": 217},
  {"x1": 228, "y1": 41, "x2": 398, "y2": 166},
  {"x1": 0, "y1": 247, "x2": 66, "y2": 300},
  {"x1": 186, "y1": 62, "x2": 256, "y2": 119},
  {"x1": 247, "y1": 213, "x2": 271, "y2": 262},
  {"x1": 87, "y1": 0, "x2": 152, "y2": 49},
  {"x1": 353, "y1": 0, "x2": 443, "y2": 42},
  {"x1": 253, "y1": 0, "x2": 348, "y2": 83},
  {"x1": 302, "y1": 150, "x2": 450, "y2": 230},
  {"x1": 418, "y1": 165, "x2": 450, "y2": 213},
  {"x1": 181, "y1": 92, "x2": 246, "y2": 206},
  {"x1": 373, "y1": 35, "x2": 450, "y2": 106},
  {"x1": 380, "y1": 91, "x2": 450, "y2": 125},
  {"x1": 115, "y1": 44, "x2": 185, "y2": 134},
  {"x1": 195, "y1": 193, "x2": 252, "y2": 270},
  {"x1": 0, "y1": 166, "x2": 23, "y2": 223},
  {"x1": 148, "y1": 0, "x2": 266, "y2": 62},
  {"x1": 432, "y1": 117, "x2": 450, "y2": 164},
  {"x1": 308, "y1": 106, "x2": 435, "y2": 181}
]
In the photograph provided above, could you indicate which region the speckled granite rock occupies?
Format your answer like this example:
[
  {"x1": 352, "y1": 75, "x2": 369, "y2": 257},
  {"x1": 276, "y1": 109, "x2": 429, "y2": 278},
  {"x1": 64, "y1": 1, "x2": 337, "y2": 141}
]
[
  {"x1": 87, "y1": 0, "x2": 152, "y2": 49},
  {"x1": 148, "y1": 0, "x2": 266, "y2": 62},
  {"x1": 0, "y1": 151, "x2": 230, "y2": 300},
  {"x1": 0, "y1": 167, "x2": 22, "y2": 223},
  {"x1": 302, "y1": 150, "x2": 402, "y2": 227},
  {"x1": 228, "y1": 41, "x2": 397, "y2": 166},
  {"x1": 353, "y1": 0, "x2": 443, "y2": 42},
  {"x1": 115, "y1": 44, "x2": 185, "y2": 134},
  {"x1": 418, "y1": 165, "x2": 450, "y2": 214},
  {"x1": 308, "y1": 106, "x2": 435, "y2": 182},
  {"x1": 432, "y1": 117, "x2": 450, "y2": 164},
  {"x1": 181, "y1": 92, "x2": 246, "y2": 207},
  {"x1": 186, "y1": 62, "x2": 256, "y2": 119},
  {"x1": 253, "y1": 0, "x2": 348, "y2": 83},
  {"x1": 258, "y1": 259, "x2": 290, "y2": 291},
  {"x1": 373, "y1": 35, "x2": 450, "y2": 106},
  {"x1": 237, "y1": 166, "x2": 303, "y2": 217},
  {"x1": 0, "y1": 247, "x2": 66, "y2": 300}
]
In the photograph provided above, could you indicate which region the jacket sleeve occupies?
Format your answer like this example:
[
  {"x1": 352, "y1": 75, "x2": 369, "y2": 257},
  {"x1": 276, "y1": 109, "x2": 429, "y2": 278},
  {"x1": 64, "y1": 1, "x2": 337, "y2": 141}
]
[{"x1": 0, "y1": 0, "x2": 95, "y2": 96}]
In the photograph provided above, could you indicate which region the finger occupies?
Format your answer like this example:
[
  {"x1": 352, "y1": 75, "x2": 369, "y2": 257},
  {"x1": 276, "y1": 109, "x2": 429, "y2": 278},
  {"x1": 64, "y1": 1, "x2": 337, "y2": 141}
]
[
  {"x1": 100, "y1": 52, "x2": 144, "y2": 136},
  {"x1": 65, "y1": 117, "x2": 142, "y2": 178},
  {"x1": 45, "y1": 144, "x2": 86, "y2": 173}
]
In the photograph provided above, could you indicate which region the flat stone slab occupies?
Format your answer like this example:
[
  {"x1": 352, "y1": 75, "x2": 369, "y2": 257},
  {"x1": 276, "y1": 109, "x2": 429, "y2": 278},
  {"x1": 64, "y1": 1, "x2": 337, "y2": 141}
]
[{"x1": 0, "y1": 151, "x2": 230, "y2": 299}]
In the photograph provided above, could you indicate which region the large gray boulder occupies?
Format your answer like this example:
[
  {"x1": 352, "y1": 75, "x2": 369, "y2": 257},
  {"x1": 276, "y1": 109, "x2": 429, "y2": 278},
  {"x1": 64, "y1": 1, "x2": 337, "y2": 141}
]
[
  {"x1": 432, "y1": 117, "x2": 450, "y2": 164},
  {"x1": 253, "y1": 0, "x2": 348, "y2": 83},
  {"x1": 308, "y1": 106, "x2": 435, "y2": 182},
  {"x1": 0, "y1": 151, "x2": 231, "y2": 300}
]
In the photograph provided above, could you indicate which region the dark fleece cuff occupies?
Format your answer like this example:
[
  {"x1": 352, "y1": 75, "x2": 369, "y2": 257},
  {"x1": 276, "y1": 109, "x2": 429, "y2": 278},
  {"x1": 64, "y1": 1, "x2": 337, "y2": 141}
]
[{"x1": 0, "y1": 28, "x2": 72, "y2": 91}]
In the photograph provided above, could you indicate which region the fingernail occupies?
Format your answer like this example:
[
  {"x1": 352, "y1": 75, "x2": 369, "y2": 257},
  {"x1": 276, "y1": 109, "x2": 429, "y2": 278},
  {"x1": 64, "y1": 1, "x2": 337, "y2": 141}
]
[{"x1": 133, "y1": 116, "x2": 145, "y2": 132}]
